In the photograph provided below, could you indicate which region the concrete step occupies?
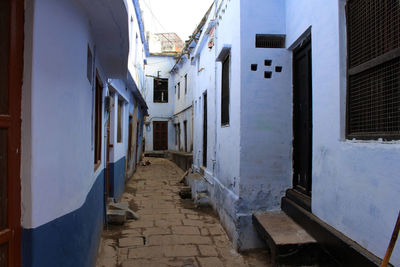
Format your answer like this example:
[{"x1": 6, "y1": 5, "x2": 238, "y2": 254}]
[
  {"x1": 107, "y1": 209, "x2": 126, "y2": 225},
  {"x1": 253, "y1": 211, "x2": 327, "y2": 266}
]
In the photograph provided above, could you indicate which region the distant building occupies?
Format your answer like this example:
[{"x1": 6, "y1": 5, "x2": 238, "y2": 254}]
[{"x1": 148, "y1": 32, "x2": 184, "y2": 54}]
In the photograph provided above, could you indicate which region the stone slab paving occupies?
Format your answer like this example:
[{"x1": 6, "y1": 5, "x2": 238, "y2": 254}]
[{"x1": 96, "y1": 158, "x2": 270, "y2": 267}]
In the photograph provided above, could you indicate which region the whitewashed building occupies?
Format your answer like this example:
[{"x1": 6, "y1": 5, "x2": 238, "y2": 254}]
[
  {"x1": 0, "y1": 0, "x2": 148, "y2": 266},
  {"x1": 185, "y1": 0, "x2": 399, "y2": 266}
]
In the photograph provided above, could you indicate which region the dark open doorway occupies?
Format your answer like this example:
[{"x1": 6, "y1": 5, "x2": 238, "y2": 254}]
[
  {"x1": 203, "y1": 93, "x2": 207, "y2": 167},
  {"x1": 292, "y1": 36, "x2": 312, "y2": 197}
]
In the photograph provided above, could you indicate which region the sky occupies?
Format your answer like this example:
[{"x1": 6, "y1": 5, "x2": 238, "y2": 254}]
[{"x1": 139, "y1": 0, "x2": 214, "y2": 42}]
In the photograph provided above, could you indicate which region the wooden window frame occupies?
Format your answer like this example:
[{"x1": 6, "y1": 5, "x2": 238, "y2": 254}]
[
  {"x1": 94, "y1": 74, "x2": 102, "y2": 170},
  {"x1": 221, "y1": 54, "x2": 230, "y2": 126},
  {"x1": 117, "y1": 99, "x2": 123, "y2": 143},
  {"x1": 177, "y1": 82, "x2": 181, "y2": 100},
  {"x1": 184, "y1": 74, "x2": 188, "y2": 95},
  {"x1": 87, "y1": 45, "x2": 93, "y2": 84}
]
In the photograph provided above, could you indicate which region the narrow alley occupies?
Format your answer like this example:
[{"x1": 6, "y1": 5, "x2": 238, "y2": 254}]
[{"x1": 96, "y1": 158, "x2": 268, "y2": 267}]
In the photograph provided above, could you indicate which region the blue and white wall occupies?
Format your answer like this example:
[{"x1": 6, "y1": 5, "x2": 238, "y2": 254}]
[
  {"x1": 108, "y1": 79, "x2": 130, "y2": 200},
  {"x1": 284, "y1": 0, "x2": 400, "y2": 264},
  {"x1": 22, "y1": 0, "x2": 108, "y2": 265},
  {"x1": 144, "y1": 55, "x2": 177, "y2": 151},
  {"x1": 20, "y1": 0, "x2": 147, "y2": 265},
  {"x1": 190, "y1": 1, "x2": 400, "y2": 264}
]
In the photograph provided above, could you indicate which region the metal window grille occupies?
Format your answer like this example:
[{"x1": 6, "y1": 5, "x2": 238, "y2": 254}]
[
  {"x1": 347, "y1": 0, "x2": 400, "y2": 140},
  {"x1": 153, "y1": 78, "x2": 168, "y2": 103},
  {"x1": 255, "y1": 34, "x2": 285, "y2": 48}
]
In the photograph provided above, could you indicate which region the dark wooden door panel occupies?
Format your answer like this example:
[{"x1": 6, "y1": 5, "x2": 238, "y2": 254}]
[
  {"x1": 0, "y1": 130, "x2": 8, "y2": 231},
  {"x1": 293, "y1": 38, "x2": 312, "y2": 196},
  {"x1": 203, "y1": 93, "x2": 207, "y2": 167},
  {"x1": 0, "y1": 0, "x2": 23, "y2": 266},
  {"x1": 153, "y1": 121, "x2": 168, "y2": 150}
]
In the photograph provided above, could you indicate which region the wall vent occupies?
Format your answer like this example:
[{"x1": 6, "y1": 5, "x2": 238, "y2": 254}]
[{"x1": 256, "y1": 34, "x2": 285, "y2": 48}]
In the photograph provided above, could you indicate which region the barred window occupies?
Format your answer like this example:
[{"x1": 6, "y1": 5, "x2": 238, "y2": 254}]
[
  {"x1": 153, "y1": 78, "x2": 168, "y2": 103},
  {"x1": 346, "y1": 0, "x2": 400, "y2": 140}
]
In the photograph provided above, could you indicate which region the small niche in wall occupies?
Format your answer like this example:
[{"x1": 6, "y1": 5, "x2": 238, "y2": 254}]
[
  {"x1": 264, "y1": 71, "x2": 272, "y2": 79},
  {"x1": 264, "y1": 60, "x2": 272, "y2": 66},
  {"x1": 251, "y1": 64, "x2": 258, "y2": 71},
  {"x1": 275, "y1": 66, "x2": 283, "y2": 72}
]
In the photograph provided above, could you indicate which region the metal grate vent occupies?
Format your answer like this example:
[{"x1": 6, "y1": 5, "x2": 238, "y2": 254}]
[
  {"x1": 255, "y1": 34, "x2": 285, "y2": 48},
  {"x1": 348, "y1": 57, "x2": 400, "y2": 139},
  {"x1": 347, "y1": 0, "x2": 400, "y2": 68}
]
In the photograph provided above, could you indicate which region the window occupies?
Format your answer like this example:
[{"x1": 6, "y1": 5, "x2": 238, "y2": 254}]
[
  {"x1": 178, "y1": 82, "x2": 181, "y2": 99},
  {"x1": 153, "y1": 78, "x2": 168, "y2": 103},
  {"x1": 346, "y1": 0, "x2": 400, "y2": 140},
  {"x1": 184, "y1": 74, "x2": 188, "y2": 94},
  {"x1": 87, "y1": 45, "x2": 93, "y2": 84},
  {"x1": 255, "y1": 34, "x2": 285, "y2": 48},
  {"x1": 117, "y1": 99, "x2": 123, "y2": 143},
  {"x1": 94, "y1": 75, "x2": 102, "y2": 167},
  {"x1": 221, "y1": 54, "x2": 230, "y2": 125}
]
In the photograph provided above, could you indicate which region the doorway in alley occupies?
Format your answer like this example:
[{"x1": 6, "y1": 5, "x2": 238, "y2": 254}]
[
  {"x1": 293, "y1": 35, "x2": 312, "y2": 197},
  {"x1": 0, "y1": 0, "x2": 23, "y2": 266},
  {"x1": 203, "y1": 93, "x2": 207, "y2": 167},
  {"x1": 153, "y1": 121, "x2": 168, "y2": 151},
  {"x1": 184, "y1": 121, "x2": 188, "y2": 152}
]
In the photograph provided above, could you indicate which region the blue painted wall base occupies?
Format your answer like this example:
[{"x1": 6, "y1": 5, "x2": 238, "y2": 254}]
[
  {"x1": 22, "y1": 170, "x2": 105, "y2": 267},
  {"x1": 109, "y1": 157, "x2": 126, "y2": 201}
]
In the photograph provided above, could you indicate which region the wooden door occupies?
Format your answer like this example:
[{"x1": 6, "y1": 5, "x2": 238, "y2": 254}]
[
  {"x1": 203, "y1": 93, "x2": 207, "y2": 167},
  {"x1": 153, "y1": 121, "x2": 168, "y2": 151},
  {"x1": 183, "y1": 121, "x2": 188, "y2": 152},
  {"x1": 0, "y1": 0, "x2": 23, "y2": 266},
  {"x1": 293, "y1": 37, "x2": 312, "y2": 196}
]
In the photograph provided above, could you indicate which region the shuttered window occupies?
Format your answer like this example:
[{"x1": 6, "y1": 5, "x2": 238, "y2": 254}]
[
  {"x1": 94, "y1": 76, "x2": 102, "y2": 167},
  {"x1": 117, "y1": 99, "x2": 123, "y2": 143},
  {"x1": 346, "y1": 0, "x2": 400, "y2": 140},
  {"x1": 221, "y1": 55, "x2": 230, "y2": 126}
]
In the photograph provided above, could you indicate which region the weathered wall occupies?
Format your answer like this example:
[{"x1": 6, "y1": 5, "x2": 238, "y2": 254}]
[
  {"x1": 191, "y1": 0, "x2": 244, "y2": 249},
  {"x1": 285, "y1": 0, "x2": 400, "y2": 264},
  {"x1": 21, "y1": 0, "x2": 108, "y2": 264},
  {"x1": 237, "y1": 0, "x2": 292, "y2": 249}
]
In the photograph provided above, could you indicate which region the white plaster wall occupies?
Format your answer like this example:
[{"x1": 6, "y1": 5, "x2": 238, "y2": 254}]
[
  {"x1": 192, "y1": 32, "x2": 217, "y2": 171},
  {"x1": 127, "y1": 0, "x2": 146, "y2": 94},
  {"x1": 22, "y1": 0, "x2": 108, "y2": 228},
  {"x1": 172, "y1": 57, "x2": 193, "y2": 116},
  {"x1": 239, "y1": 0, "x2": 291, "y2": 214},
  {"x1": 213, "y1": 0, "x2": 241, "y2": 193},
  {"x1": 109, "y1": 79, "x2": 131, "y2": 164},
  {"x1": 144, "y1": 55, "x2": 176, "y2": 151},
  {"x1": 170, "y1": 55, "x2": 194, "y2": 152},
  {"x1": 285, "y1": 0, "x2": 400, "y2": 264}
]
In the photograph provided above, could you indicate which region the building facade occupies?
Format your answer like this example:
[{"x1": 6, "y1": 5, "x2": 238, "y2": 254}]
[
  {"x1": 0, "y1": 0, "x2": 148, "y2": 266},
  {"x1": 185, "y1": 0, "x2": 399, "y2": 265}
]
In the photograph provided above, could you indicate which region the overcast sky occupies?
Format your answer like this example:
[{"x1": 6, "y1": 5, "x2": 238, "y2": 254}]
[{"x1": 139, "y1": 0, "x2": 214, "y2": 42}]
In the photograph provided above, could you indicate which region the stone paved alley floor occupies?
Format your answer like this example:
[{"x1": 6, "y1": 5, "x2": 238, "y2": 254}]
[{"x1": 96, "y1": 158, "x2": 269, "y2": 267}]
